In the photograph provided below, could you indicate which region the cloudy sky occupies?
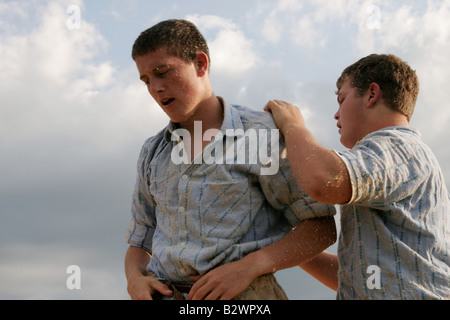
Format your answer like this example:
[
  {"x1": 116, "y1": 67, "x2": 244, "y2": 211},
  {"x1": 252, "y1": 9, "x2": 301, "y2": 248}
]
[{"x1": 1, "y1": 0, "x2": 449, "y2": 300}]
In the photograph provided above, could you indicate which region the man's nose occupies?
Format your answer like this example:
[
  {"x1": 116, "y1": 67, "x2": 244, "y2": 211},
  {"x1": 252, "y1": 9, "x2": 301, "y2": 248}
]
[
  {"x1": 334, "y1": 111, "x2": 339, "y2": 120},
  {"x1": 149, "y1": 78, "x2": 164, "y2": 94}
]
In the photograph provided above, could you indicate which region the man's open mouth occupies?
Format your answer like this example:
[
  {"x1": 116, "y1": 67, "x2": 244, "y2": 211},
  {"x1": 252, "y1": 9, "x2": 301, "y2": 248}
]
[{"x1": 162, "y1": 98, "x2": 175, "y2": 106}]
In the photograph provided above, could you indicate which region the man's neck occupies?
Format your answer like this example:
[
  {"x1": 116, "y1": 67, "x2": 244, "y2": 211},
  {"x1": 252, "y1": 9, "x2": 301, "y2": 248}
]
[
  {"x1": 364, "y1": 103, "x2": 410, "y2": 137},
  {"x1": 179, "y1": 95, "x2": 224, "y2": 161},
  {"x1": 181, "y1": 95, "x2": 224, "y2": 134}
]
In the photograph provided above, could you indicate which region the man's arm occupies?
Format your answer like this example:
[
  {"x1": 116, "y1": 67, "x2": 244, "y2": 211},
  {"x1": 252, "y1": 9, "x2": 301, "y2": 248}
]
[
  {"x1": 188, "y1": 216, "x2": 336, "y2": 300},
  {"x1": 125, "y1": 245, "x2": 173, "y2": 300},
  {"x1": 300, "y1": 251, "x2": 339, "y2": 291},
  {"x1": 265, "y1": 100, "x2": 352, "y2": 205}
]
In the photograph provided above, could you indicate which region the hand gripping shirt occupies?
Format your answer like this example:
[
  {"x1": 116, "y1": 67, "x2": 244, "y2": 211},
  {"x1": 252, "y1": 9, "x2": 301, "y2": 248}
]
[
  {"x1": 125, "y1": 98, "x2": 336, "y2": 283},
  {"x1": 336, "y1": 127, "x2": 450, "y2": 299}
]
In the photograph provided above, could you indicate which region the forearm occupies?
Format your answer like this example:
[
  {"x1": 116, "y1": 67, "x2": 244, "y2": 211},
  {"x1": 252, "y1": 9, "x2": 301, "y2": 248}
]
[
  {"x1": 300, "y1": 251, "x2": 339, "y2": 291},
  {"x1": 125, "y1": 245, "x2": 151, "y2": 280},
  {"x1": 283, "y1": 124, "x2": 351, "y2": 205},
  {"x1": 125, "y1": 246, "x2": 174, "y2": 300},
  {"x1": 242, "y1": 216, "x2": 337, "y2": 278},
  {"x1": 188, "y1": 216, "x2": 336, "y2": 300}
]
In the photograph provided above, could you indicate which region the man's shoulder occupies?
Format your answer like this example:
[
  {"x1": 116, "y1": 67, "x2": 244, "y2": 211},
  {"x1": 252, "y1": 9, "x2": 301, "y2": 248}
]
[
  {"x1": 363, "y1": 126, "x2": 420, "y2": 143},
  {"x1": 139, "y1": 127, "x2": 168, "y2": 160},
  {"x1": 349, "y1": 127, "x2": 423, "y2": 153},
  {"x1": 231, "y1": 104, "x2": 277, "y2": 130}
]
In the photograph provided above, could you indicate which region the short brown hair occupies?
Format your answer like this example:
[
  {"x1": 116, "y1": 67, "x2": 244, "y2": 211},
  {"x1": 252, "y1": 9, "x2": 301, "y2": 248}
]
[
  {"x1": 132, "y1": 19, "x2": 210, "y2": 69},
  {"x1": 336, "y1": 54, "x2": 419, "y2": 121}
]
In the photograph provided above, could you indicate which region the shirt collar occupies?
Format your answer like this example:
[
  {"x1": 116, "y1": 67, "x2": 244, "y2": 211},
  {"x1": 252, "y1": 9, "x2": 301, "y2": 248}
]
[{"x1": 163, "y1": 97, "x2": 245, "y2": 142}]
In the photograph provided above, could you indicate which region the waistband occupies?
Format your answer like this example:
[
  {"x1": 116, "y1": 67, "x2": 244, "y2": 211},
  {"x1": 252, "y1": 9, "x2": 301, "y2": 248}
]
[{"x1": 162, "y1": 281, "x2": 193, "y2": 294}]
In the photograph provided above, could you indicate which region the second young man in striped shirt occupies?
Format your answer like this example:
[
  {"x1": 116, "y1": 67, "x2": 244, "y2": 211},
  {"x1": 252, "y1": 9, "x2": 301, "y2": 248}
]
[{"x1": 266, "y1": 54, "x2": 450, "y2": 299}]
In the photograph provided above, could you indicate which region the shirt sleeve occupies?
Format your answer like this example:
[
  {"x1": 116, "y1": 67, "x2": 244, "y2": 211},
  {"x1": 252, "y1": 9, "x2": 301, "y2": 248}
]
[
  {"x1": 337, "y1": 133, "x2": 429, "y2": 207},
  {"x1": 124, "y1": 137, "x2": 160, "y2": 253},
  {"x1": 258, "y1": 134, "x2": 336, "y2": 227}
]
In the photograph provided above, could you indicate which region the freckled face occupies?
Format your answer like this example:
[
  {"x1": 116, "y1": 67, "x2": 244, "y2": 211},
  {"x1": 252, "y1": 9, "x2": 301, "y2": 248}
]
[
  {"x1": 135, "y1": 47, "x2": 207, "y2": 124},
  {"x1": 334, "y1": 79, "x2": 367, "y2": 149}
]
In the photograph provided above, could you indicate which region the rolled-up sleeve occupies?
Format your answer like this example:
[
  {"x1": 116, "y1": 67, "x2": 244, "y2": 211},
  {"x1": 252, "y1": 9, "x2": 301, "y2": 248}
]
[
  {"x1": 125, "y1": 138, "x2": 159, "y2": 253},
  {"x1": 337, "y1": 133, "x2": 429, "y2": 207},
  {"x1": 259, "y1": 136, "x2": 336, "y2": 227}
]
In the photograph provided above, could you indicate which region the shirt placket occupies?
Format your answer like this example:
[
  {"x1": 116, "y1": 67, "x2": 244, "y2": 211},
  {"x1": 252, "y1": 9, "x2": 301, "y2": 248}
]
[{"x1": 173, "y1": 142, "x2": 199, "y2": 277}]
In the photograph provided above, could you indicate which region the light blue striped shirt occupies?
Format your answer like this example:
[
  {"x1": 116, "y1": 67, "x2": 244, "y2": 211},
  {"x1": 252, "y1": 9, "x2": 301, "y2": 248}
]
[
  {"x1": 337, "y1": 127, "x2": 450, "y2": 299},
  {"x1": 125, "y1": 99, "x2": 336, "y2": 283}
]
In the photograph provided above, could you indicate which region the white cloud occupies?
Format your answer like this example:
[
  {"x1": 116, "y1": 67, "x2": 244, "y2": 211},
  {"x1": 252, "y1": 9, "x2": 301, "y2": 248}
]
[
  {"x1": 0, "y1": 1, "x2": 28, "y2": 32},
  {"x1": 261, "y1": 0, "x2": 303, "y2": 43},
  {"x1": 291, "y1": 16, "x2": 327, "y2": 49},
  {"x1": 256, "y1": 0, "x2": 450, "y2": 133},
  {"x1": 352, "y1": 0, "x2": 450, "y2": 143},
  {"x1": 262, "y1": 15, "x2": 283, "y2": 43},
  {"x1": 0, "y1": 0, "x2": 166, "y2": 191},
  {"x1": 186, "y1": 14, "x2": 260, "y2": 77},
  {"x1": 257, "y1": 0, "x2": 363, "y2": 51}
]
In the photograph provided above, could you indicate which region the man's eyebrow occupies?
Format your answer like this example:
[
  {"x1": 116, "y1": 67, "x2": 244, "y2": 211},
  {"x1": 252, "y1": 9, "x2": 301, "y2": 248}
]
[
  {"x1": 152, "y1": 64, "x2": 168, "y2": 72},
  {"x1": 139, "y1": 64, "x2": 169, "y2": 80}
]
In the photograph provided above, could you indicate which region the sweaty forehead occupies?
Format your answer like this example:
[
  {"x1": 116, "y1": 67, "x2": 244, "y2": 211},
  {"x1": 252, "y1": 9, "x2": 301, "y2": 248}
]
[
  {"x1": 135, "y1": 49, "x2": 182, "y2": 73},
  {"x1": 338, "y1": 78, "x2": 355, "y2": 94}
]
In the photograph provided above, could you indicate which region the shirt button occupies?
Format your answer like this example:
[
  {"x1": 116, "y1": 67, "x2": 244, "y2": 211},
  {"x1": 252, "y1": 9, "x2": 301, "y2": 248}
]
[
  {"x1": 179, "y1": 268, "x2": 186, "y2": 274},
  {"x1": 182, "y1": 175, "x2": 189, "y2": 181},
  {"x1": 179, "y1": 207, "x2": 185, "y2": 213}
]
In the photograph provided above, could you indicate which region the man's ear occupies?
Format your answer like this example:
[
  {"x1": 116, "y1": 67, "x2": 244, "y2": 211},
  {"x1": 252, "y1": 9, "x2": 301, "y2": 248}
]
[
  {"x1": 367, "y1": 82, "x2": 381, "y2": 108},
  {"x1": 194, "y1": 52, "x2": 209, "y2": 76}
]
